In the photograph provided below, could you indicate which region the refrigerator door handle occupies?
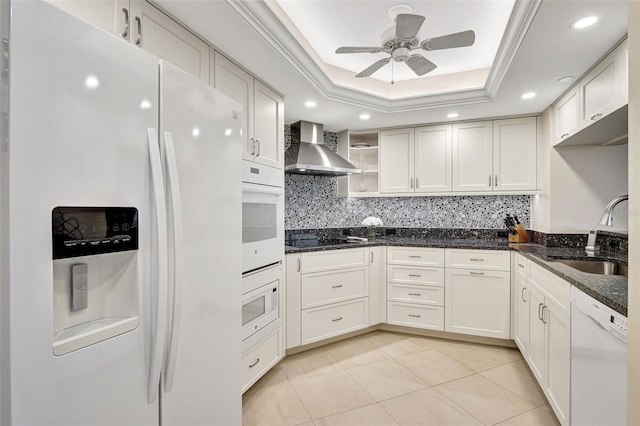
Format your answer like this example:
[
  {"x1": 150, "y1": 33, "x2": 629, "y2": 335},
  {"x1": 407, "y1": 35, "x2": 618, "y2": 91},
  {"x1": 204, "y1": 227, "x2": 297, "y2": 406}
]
[
  {"x1": 147, "y1": 127, "x2": 169, "y2": 404},
  {"x1": 162, "y1": 131, "x2": 183, "y2": 393}
]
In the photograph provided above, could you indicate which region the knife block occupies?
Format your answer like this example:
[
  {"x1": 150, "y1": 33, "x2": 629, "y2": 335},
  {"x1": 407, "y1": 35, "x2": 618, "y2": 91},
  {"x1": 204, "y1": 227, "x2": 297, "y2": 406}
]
[{"x1": 508, "y1": 223, "x2": 530, "y2": 243}]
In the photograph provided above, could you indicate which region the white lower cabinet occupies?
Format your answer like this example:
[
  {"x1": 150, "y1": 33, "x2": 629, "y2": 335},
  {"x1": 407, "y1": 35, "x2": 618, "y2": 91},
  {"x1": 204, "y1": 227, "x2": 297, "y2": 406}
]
[
  {"x1": 514, "y1": 274, "x2": 529, "y2": 355},
  {"x1": 385, "y1": 247, "x2": 445, "y2": 330},
  {"x1": 241, "y1": 325, "x2": 283, "y2": 393},
  {"x1": 518, "y1": 259, "x2": 571, "y2": 426},
  {"x1": 285, "y1": 249, "x2": 373, "y2": 349},
  {"x1": 444, "y1": 268, "x2": 511, "y2": 339},
  {"x1": 301, "y1": 298, "x2": 369, "y2": 345}
]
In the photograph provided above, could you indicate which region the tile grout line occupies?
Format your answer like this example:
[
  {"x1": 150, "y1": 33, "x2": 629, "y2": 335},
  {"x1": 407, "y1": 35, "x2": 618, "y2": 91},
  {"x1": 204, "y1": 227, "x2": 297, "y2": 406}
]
[
  {"x1": 430, "y1": 381, "x2": 490, "y2": 426},
  {"x1": 477, "y1": 359, "x2": 551, "y2": 408}
]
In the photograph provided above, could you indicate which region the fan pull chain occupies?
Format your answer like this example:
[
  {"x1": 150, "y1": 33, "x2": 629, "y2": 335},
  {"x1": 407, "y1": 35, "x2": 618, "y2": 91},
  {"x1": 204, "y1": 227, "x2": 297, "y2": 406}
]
[{"x1": 391, "y1": 60, "x2": 395, "y2": 85}]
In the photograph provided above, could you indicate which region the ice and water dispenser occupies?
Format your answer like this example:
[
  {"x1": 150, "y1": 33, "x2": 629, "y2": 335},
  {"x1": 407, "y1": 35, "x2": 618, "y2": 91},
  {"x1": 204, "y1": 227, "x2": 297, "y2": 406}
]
[{"x1": 52, "y1": 207, "x2": 140, "y2": 355}]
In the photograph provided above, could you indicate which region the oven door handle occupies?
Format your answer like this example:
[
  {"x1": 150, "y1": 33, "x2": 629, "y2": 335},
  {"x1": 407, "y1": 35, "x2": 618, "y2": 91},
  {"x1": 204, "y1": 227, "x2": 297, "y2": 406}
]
[{"x1": 242, "y1": 182, "x2": 284, "y2": 196}]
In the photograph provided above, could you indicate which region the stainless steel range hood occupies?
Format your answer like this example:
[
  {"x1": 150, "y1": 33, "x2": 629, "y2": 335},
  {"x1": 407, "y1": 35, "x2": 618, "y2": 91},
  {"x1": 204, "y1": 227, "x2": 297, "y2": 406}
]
[{"x1": 285, "y1": 121, "x2": 362, "y2": 176}]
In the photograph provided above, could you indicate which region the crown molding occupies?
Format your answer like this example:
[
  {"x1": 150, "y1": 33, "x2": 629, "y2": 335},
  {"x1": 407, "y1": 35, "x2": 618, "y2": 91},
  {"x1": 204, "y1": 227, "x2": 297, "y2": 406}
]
[{"x1": 227, "y1": 0, "x2": 541, "y2": 112}]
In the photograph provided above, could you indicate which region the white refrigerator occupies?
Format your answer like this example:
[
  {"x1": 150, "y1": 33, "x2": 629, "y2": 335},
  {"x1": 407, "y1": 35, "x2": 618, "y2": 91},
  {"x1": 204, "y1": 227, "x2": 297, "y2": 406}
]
[{"x1": 1, "y1": 1, "x2": 242, "y2": 424}]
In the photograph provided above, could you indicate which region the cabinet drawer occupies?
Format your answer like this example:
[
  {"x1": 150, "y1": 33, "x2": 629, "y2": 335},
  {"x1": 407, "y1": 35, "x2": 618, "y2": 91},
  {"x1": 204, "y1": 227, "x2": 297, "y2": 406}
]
[
  {"x1": 386, "y1": 265, "x2": 444, "y2": 286},
  {"x1": 387, "y1": 283, "x2": 444, "y2": 306},
  {"x1": 387, "y1": 246, "x2": 444, "y2": 267},
  {"x1": 515, "y1": 253, "x2": 527, "y2": 278},
  {"x1": 301, "y1": 298, "x2": 369, "y2": 345},
  {"x1": 386, "y1": 302, "x2": 444, "y2": 330},
  {"x1": 528, "y1": 261, "x2": 571, "y2": 317},
  {"x1": 445, "y1": 249, "x2": 510, "y2": 271},
  {"x1": 302, "y1": 248, "x2": 368, "y2": 273},
  {"x1": 242, "y1": 326, "x2": 282, "y2": 393},
  {"x1": 301, "y1": 266, "x2": 369, "y2": 309}
]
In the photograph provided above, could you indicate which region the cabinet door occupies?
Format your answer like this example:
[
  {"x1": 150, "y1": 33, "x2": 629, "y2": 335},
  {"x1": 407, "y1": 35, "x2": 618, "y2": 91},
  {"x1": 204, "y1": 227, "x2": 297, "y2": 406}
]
[
  {"x1": 554, "y1": 87, "x2": 580, "y2": 144},
  {"x1": 214, "y1": 51, "x2": 254, "y2": 161},
  {"x1": 129, "y1": 1, "x2": 209, "y2": 82},
  {"x1": 45, "y1": 0, "x2": 130, "y2": 40},
  {"x1": 253, "y1": 80, "x2": 284, "y2": 169},
  {"x1": 492, "y1": 117, "x2": 537, "y2": 191},
  {"x1": 526, "y1": 285, "x2": 545, "y2": 384},
  {"x1": 452, "y1": 121, "x2": 493, "y2": 192},
  {"x1": 545, "y1": 303, "x2": 571, "y2": 426},
  {"x1": 285, "y1": 254, "x2": 301, "y2": 349},
  {"x1": 579, "y1": 51, "x2": 620, "y2": 127},
  {"x1": 444, "y1": 268, "x2": 511, "y2": 339},
  {"x1": 414, "y1": 125, "x2": 452, "y2": 193},
  {"x1": 369, "y1": 247, "x2": 384, "y2": 325},
  {"x1": 380, "y1": 128, "x2": 415, "y2": 193},
  {"x1": 514, "y1": 275, "x2": 529, "y2": 356}
]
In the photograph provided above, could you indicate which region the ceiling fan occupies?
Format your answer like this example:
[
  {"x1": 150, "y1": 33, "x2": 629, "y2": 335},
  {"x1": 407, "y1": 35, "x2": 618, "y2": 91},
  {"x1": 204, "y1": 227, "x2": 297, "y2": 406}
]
[{"x1": 335, "y1": 4, "x2": 476, "y2": 79}]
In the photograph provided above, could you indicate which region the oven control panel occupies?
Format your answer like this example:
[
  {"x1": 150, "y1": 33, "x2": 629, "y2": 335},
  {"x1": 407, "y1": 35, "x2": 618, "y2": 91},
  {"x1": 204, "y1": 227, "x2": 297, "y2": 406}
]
[
  {"x1": 52, "y1": 207, "x2": 138, "y2": 259},
  {"x1": 242, "y1": 160, "x2": 283, "y2": 187}
]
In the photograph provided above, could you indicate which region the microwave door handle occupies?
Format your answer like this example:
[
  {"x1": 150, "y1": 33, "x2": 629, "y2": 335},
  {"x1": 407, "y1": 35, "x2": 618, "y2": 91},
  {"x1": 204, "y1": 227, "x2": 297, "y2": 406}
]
[
  {"x1": 242, "y1": 182, "x2": 284, "y2": 196},
  {"x1": 146, "y1": 128, "x2": 169, "y2": 404},
  {"x1": 162, "y1": 131, "x2": 183, "y2": 393}
]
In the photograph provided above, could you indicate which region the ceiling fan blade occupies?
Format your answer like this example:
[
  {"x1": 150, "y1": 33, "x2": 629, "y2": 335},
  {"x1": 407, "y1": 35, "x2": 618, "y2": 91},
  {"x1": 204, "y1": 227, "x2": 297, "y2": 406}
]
[
  {"x1": 356, "y1": 58, "x2": 391, "y2": 77},
  {"x1": 421, "y1": 30, "x2": 476, "y2": 51},
  {"x1": 406, "y1": 55, "x2": 437, "y2": 76},
  {"x1": 395, "y1": 14, "x2": 425, "y2": 39},
  {"x1": 336, "y1": 46, "x2": 384, "y2": 54}
]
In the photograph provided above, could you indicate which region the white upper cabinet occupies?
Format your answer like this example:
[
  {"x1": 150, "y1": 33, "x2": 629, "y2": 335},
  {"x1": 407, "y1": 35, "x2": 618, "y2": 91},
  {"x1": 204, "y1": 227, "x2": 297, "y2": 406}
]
[
  {"x1": 214, "y1": 52, "x2": 284, "y2": 169},
  {"x1": 492, "y1": 117, "x2": 537, "y2": 191},
  {"x1": 46, "y1": 0, "x2": 210, "y2": 82},
  {"x1": 380, "y1": 128, "x2": 414, "y2": 193},
  {"x1": 45, "y1": 0, "x2": 130, "y2": 38},
  {"x1": 452, "y1": 121, "x2": 493, "y2": 192},
  {"x1": 213, "y1": 52, "x2": 254, "y2": 161},
  {"x1": 129, "y1": 1, "x2": 209, "y2": 82},
  {"x1": 253, "y1": 80, "x2": 284, "y2": 169},
  {"x1": 414, "y1": 125, "x2": 452, "y2": 193},
  {"x1": 554, "y1": 87, "x2": 580, "y2": 144},
  {"x1": 553, "y1": 38, "x2": 628, "y2": 146},
  {"x1": 579, "y1": 50, "x2": 620, "y2": 128}
]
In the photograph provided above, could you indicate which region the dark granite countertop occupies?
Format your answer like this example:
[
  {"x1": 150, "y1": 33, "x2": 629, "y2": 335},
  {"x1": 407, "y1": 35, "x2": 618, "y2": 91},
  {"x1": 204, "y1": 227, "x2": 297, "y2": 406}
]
[{"x1": 285, "y1": 237, "x2": 628, "y2": 316}]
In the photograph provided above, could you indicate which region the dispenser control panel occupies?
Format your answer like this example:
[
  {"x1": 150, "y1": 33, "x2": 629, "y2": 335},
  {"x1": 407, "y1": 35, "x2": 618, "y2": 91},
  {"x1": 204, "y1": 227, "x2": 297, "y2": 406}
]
[{"x1": 52, "y1": 207, "x2": 138, "y2": 259}]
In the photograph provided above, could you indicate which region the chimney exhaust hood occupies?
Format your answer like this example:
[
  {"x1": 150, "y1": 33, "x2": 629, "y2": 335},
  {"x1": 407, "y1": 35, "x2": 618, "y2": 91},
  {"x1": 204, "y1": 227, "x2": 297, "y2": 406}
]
[{"x1": 285, "y1": 121, "x2": 363, "y2": 176}]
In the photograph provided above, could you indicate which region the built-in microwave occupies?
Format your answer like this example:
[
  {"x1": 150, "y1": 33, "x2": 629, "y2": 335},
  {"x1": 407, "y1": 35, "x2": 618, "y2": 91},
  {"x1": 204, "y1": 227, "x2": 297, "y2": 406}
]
[
  {"x1": 242, "y1": 161, "x2": 284, "y2": 274},
  {"x1": 241, "y1": 266, "x2": 280, "y2": 351}
]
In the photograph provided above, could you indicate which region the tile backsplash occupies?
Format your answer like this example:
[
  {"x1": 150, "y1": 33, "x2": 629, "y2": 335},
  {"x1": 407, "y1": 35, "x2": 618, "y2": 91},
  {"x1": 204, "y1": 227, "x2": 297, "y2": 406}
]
[{"x1": 284, "y1": 125, "x2": 531, "y2": 230}]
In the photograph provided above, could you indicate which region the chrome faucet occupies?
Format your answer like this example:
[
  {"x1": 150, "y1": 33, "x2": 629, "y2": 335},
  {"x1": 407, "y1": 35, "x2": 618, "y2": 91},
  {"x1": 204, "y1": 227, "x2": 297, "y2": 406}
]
[
  {"x1": 586, "y1": 195, "x2": 628, "y2": 253},
  {"x1": 599, "y1": 195, "x2": 628, "y2": 226}
]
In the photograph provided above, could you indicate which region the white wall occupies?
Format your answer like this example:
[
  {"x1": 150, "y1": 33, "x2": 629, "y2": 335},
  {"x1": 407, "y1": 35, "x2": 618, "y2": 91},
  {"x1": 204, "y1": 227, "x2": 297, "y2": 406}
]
[
  {"x1": 627, "y1": 2, "x2": 639, "y2": 424},
  {"x1": 532, "y1": 104, "x2": 629, "y2": 234},
  {"x1": 0, "y1": 0, "x2": 8, "y2": 420}
]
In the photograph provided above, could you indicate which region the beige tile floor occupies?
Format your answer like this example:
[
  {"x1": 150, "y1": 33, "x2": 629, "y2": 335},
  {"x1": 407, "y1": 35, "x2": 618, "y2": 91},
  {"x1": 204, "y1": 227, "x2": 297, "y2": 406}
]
[{"x1": 242, "y1": 331, "x2": 560, "y2": 426}]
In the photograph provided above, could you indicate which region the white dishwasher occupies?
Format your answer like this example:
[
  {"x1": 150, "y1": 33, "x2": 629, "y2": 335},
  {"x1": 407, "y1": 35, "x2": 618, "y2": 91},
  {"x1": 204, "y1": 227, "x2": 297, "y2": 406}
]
[{"x1": 571, "y1": 287, "x2": 627, "y2": 426}]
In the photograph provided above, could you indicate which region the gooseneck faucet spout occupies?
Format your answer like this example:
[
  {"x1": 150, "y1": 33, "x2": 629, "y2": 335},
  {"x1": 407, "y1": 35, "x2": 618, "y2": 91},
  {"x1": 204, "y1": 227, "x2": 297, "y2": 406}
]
[{"x1": 598, "y1": 195, "x2": 629, "y2": 226}]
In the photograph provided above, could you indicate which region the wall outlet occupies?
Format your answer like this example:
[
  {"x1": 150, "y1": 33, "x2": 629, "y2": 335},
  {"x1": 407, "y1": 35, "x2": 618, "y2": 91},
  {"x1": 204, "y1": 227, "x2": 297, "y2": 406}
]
[{"x1": 385, "y1": 228, "x2": 397, "y2": 235}]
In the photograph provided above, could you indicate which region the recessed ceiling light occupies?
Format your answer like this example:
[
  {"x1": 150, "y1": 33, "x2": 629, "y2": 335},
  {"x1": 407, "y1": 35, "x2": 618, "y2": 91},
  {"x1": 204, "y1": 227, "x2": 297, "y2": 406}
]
[
  {"x1": 447, "y1": 113, "x2": 459, "y2": 118},
  {"x1": 558, "y1": 76, "x2": 575, "y2": 84},
  {"x1": 360, "y1": 114, "x2": 370, "y2": 120},
  {"x1": 521, "y1": 92, "x2": 536, "y2": 100},
  {"x1": 304, "y1": 101, "x2": 317, "y2": 108},
  {"x1": 572, "y1": 16, "x2": 598, "y2": 29}
]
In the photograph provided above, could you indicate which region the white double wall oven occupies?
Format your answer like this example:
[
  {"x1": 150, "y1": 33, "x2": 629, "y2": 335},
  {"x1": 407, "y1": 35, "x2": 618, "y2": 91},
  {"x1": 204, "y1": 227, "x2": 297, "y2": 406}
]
[{"x1": 241, "y1": 161, "x2": 284, "y2": 351}]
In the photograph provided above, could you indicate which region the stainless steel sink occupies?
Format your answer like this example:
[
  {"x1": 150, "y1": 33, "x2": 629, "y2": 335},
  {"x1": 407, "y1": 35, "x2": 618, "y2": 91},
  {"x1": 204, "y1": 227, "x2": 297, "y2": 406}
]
[{"x1": 553, "y1": 259, "x2": 628, "y2": 277}]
